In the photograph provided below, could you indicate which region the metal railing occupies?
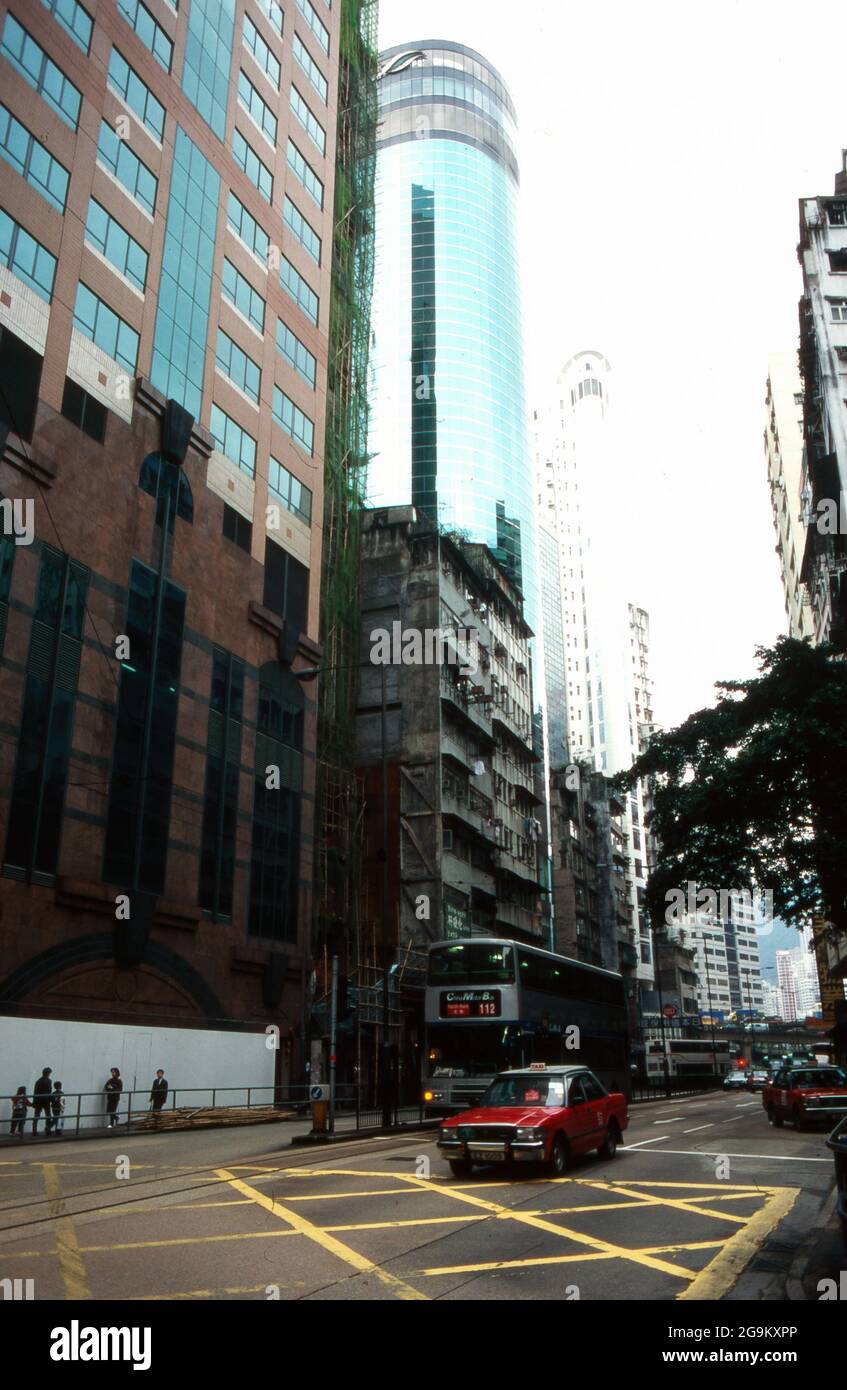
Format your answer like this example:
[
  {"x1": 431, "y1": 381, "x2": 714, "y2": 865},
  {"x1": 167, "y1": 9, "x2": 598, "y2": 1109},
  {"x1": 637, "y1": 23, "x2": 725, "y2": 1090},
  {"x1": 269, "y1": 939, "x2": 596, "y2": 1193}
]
[
  {"x1": 630, "y1": 1075, "x2": 724, "y2": 1103},
  {"x1": 2, "y1": 1084, "x2": 429, "y2": 1139}
]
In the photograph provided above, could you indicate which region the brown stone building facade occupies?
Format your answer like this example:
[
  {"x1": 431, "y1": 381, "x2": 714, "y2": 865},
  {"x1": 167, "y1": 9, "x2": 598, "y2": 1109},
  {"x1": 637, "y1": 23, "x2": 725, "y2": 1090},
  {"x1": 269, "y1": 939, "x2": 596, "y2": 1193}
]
[{"x1": 0, "y1": 0, "x2": 339, "y2": 1085}]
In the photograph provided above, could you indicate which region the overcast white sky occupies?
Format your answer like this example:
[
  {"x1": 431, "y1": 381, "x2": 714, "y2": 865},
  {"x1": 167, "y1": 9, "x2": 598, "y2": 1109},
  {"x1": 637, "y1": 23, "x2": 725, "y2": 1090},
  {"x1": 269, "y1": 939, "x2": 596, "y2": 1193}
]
[{"x1": 377, "y1": 0, "x2": 844, "y2": 729}]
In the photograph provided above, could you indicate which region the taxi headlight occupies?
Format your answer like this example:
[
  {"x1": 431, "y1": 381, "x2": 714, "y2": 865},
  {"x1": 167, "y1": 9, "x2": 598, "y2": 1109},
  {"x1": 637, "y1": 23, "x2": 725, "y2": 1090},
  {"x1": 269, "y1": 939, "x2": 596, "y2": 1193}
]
[
  {"x1": 439, "y1": 1127, "x2": 453, "y2": 1141},
  {"x1": 514, "y1": 1127, "x2": 542, "y2": 1141}
]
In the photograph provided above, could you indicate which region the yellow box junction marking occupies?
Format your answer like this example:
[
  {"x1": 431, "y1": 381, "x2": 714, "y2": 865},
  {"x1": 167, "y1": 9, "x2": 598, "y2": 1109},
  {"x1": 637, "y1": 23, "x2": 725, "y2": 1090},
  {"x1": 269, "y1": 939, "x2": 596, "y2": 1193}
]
[{"x1": 214, "y1": 1168, "x2": 429, "y2": 1301}]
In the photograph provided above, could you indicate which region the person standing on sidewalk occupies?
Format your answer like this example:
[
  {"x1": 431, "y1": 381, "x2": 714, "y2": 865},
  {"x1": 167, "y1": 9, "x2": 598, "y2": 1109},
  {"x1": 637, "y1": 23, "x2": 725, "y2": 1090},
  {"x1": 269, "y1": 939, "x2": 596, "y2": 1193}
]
[
  {"x1": 32, "y1": 1068, "x2": 52, "y2": 1135},
  {"x1": 149, "y1": 1070, "x2": 168, "y2": 1120},
  {"x1": 10, "y1": 1087, "x2": 29, "y2": 1137},
  {"x1": 50, "y1": 1081, "x2": 65, "y2": 1137},
  {"x1": 104, "y1": 1068, "x2": 122, "y2": 1127}
]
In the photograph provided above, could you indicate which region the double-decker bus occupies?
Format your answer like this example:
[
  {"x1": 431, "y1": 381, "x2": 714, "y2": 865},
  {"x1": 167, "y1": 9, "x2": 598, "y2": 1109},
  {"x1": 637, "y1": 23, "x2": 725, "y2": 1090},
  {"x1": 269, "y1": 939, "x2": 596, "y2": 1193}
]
[{"x1": 423, "y1": 938, "x2": 630, "y2": 1113}]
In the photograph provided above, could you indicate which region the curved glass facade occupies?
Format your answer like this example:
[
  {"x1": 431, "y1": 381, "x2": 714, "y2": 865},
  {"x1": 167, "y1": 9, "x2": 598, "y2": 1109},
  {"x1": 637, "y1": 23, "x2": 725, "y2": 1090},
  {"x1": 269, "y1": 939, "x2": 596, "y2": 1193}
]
[{"x1": 369, "y1": 41, "x2": 538, "y2": 629}]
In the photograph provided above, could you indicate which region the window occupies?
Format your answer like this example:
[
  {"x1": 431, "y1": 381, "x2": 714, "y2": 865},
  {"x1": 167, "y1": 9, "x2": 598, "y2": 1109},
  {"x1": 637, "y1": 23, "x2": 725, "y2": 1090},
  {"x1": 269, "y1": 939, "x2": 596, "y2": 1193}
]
[
  {"x1": 257, "y1": 0, "x2": 284, "y2": 34},
  {"x1": 287, "y1": 141, "x2": 324, "y2": 208},
  {"x1": 5, "y1": 545, "x2": 89, "y2": 882},
  {"x1": 0, "y1": 521, "x2": 15, "y2": 659},
  {"x1": 227, "y1": 191, "x2": 270, "y2": 263},
  {"x1": 85, "y1": 198, "x2": 148, "y2": 292},
  {"x1": 269, "y1": 457, "x2": 312, "y2": 524},
  {"x1": 40, "y1": 0, "x2": 93, "y2": 54},
  {"x1": 182, "y1": 0, "x2": 235, "y2": 140},
  {"x1": 276, "y1": 318, "x2": 316, "y2": 388},
  {"x1": 103, "y1": 560, "x2": 186, "y2": 893},
  {"x1": 61, "y1": 378, "x2": 106, "y2": 443},
  {"x1": 0, "y1": 210, "x2": 56, "y2": 302},
  {"x1": 243, "y1": 15, "x2": 280, "y2": 88},
  {"x1": 199, "y1": 648, "x2": 244, "y2": 919},
  {"x1": 233, "y1": 128, "x2": 273, "y2": 202},
  {"x1": 293, "y1": 33, "x2": 327, "y2": 104},
  {"x1": 290, "y1": 86, "x2": 326, "y2": 154},
  {"x1": 222, "y1": 257, "x2": 265, "y2": 333},
  {"x1": 263, "y1": 538, "x2": 309, "y2": 628},
  {"x1": 215, "y1": 327, "x2": 261, "y2": 403},
  {"x1": 73, "y1": 283, "x2": 139, "y2": 372},
  {"x1": 830, "y1": 300, "x2": 847, "y2": 322},
  {"x1": 117, "y1": 0, "x2": 172, "y2": 72},
  {"x1": 0, "y1": 104, "x2": 70, "y2": 213},
  {"x1": 272, "y1": 386, "x2": 314, "y2": 454},
  {"x1": 283, "y1": 196, "x2": 321, "y2": 264},
  {"x1": 107, "y1": 48, "x2": 165, "y2": 141},
  {"x1": 296, "y1": 0, "x2": 329, "y2": 55},
  {"x1": 222, "y1": 502, "x2": 252, "y2": 551},
  {"x1": 210, "y1": 403, "x2": 256, "y2": 477},
  {"x1": 280, "y1": 253, "x2": 318, "y2": 324},
  {"x1": 0, "y1": 325, "x2": 43, "y2": 442},
  {"x1": 249, "y1": 664, "x2": 303, "y2": 942},
  {"x1": 1, "y1": 14, "x2": 82, "y2": 130},
  {"x1": 96, "y1": 119, "x2": 157, "y2": 215},
  {"x1": 150, "y1": 127, "x2": 220, "y2": 418},
  {"x1": 237, "y1": 70, "x2": 277, "y2": 144},
  {"x1": 828, "y1": 249, "x2": 847, "y2": 274}
]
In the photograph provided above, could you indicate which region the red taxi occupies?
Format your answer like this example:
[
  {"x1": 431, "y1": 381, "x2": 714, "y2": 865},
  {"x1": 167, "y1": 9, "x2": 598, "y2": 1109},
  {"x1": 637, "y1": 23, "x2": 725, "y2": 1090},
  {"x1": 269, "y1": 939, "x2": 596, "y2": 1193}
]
[
  {"x1": 437, "y1": 1064, "x2": 628, "y2": 1177},
  {"x1": 762, "y1": 1063, "x2": 847, "y2": 1130}
]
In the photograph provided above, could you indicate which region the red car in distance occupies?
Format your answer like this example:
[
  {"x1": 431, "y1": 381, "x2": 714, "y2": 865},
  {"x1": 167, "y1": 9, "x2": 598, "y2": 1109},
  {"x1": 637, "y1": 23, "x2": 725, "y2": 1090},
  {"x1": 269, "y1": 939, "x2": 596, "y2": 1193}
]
[
  {"x1": 762, "y1": 1064, "x2": 847, "y2": 1130},
  {"x1": 437, "y1": 1064, "x2": 628, "y2": 1177}
]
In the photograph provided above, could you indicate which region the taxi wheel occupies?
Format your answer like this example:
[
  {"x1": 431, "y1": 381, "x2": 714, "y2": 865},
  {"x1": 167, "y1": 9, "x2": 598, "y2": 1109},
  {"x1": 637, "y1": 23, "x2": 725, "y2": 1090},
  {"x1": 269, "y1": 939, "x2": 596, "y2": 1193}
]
[
  {"x1": 768, "y1": 1106, "x2": 783, "y2": 1128},
  {"x1": 550, "y1": 1134, "x2": 570, "y2": 1176},
  {"x1": 449, "y1": 1159, "x2": 472, "y2": 1179},
  {"x1": 598, "y1": 1121, "x2": 620, "y2": 1160}
]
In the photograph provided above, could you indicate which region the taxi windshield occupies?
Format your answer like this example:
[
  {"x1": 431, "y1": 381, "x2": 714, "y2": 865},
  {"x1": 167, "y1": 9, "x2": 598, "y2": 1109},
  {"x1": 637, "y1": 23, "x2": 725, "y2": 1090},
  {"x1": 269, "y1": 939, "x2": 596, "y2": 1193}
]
[
  {"x1": 480, "y1": 1075, "x2": 566, "y2": 1108},
  {"x1": 788, "y1": 1068, "x2": 847, "y2": 1089}
]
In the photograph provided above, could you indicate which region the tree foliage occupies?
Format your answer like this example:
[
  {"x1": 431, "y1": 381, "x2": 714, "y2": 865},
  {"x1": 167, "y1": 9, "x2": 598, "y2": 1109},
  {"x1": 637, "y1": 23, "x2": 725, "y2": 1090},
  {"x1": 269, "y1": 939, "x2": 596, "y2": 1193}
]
[{"x1": 616, "y1": 638, "x2": 847, "y2": 934}]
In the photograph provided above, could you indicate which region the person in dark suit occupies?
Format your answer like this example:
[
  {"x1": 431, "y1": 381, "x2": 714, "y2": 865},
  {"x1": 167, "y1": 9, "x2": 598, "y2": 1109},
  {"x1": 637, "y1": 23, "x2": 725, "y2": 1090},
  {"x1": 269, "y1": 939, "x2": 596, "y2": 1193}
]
[
  {"x1": 149, "y1": 1070, "x2": 168, "y2": 1118},
  {"x1": 32, "y1": 1068, "x2": 53, "y2": 1135},
  {"x1": 104, "y1": 1068, "x2": 122, "y2": 1127}
]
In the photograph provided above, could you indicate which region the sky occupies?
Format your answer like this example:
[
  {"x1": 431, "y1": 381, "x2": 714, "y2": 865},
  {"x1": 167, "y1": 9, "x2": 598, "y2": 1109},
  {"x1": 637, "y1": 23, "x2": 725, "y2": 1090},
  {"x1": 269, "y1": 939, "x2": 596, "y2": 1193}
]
[{"x1": 376, "y1": 0, "x2": 845, "y2": 730}]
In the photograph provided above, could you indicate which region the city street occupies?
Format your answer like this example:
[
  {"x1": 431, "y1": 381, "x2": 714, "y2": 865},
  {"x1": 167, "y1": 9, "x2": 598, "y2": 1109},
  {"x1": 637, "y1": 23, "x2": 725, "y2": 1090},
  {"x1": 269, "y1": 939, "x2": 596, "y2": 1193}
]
[{"x1": 0, "y1": 1090, "x2": 835, "y2": 1301}]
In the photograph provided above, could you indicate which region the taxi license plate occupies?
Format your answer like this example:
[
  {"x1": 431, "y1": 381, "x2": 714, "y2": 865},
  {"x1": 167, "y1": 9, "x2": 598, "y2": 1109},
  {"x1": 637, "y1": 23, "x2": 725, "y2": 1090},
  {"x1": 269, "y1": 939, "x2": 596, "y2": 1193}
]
[{"x1": 469, "y1": 1148, "x2": 505, "y2": 1161}]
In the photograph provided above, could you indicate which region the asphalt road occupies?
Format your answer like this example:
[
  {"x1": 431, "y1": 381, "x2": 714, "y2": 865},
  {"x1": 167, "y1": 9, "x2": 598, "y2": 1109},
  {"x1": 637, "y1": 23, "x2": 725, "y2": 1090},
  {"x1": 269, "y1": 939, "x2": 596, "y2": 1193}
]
[{"x1": 0, "y1": 1089, "x2": 836, "y2": 1301}]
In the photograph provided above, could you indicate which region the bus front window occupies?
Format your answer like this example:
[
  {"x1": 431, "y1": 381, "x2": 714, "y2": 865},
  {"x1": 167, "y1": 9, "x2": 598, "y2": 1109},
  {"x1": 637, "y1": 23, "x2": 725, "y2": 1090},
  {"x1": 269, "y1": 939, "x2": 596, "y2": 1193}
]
[
  {"x1": 426, "y1": 1023, "x2": 523, "y2": 1077},
  {"x1": 427, "y1": 943, "x2": 515, "y2": 985}
]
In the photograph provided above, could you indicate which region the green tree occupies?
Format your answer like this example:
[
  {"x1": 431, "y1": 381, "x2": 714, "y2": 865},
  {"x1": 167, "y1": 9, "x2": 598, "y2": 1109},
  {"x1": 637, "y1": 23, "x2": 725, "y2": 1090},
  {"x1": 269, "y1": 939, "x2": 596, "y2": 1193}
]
[{"x1": 616, "y1": 638, "x2": 847, "y2": 936}]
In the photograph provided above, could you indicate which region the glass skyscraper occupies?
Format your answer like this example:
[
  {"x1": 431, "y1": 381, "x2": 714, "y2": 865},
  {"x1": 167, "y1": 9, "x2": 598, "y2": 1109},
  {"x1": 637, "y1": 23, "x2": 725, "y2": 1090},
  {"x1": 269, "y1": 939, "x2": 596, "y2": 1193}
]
[{"x1": 369, "y1": 41, "x2": 539, "y2": 626}]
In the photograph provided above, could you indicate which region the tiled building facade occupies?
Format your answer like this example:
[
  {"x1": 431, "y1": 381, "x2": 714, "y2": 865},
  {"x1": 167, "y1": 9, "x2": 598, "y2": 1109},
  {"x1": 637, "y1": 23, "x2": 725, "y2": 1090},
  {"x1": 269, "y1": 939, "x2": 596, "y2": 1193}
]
[{"x1": 0, "y1": 0, "x2": 339, "y2": 1083}]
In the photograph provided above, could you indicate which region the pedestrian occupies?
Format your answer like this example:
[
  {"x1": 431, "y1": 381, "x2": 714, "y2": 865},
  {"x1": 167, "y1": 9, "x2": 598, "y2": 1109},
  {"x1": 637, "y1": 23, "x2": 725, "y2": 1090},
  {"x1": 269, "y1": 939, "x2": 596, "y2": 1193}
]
[
  {"x1": 32, "y1": 1067, "x2": 52, "y2": 1135},
  {"x1": 10, "y1": 1087, "x2": 29, "y2": 1137},
  {"x1": 104, "y1": 1067, "x2": 122, "y2": 1127},
  {"x1": 149, "y1": 1070, "x2": 168, "y2": 1119},
  {"x1": 50, "y1": 1081, "x2": 65, "y2": 1137}
]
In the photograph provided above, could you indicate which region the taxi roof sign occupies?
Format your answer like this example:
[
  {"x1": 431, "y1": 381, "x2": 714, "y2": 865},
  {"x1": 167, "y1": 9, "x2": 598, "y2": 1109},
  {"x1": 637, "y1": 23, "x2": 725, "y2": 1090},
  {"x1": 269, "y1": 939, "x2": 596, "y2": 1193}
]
[{"x1": 529, "y1": 1062, "x2": 547, "y2": 1071}]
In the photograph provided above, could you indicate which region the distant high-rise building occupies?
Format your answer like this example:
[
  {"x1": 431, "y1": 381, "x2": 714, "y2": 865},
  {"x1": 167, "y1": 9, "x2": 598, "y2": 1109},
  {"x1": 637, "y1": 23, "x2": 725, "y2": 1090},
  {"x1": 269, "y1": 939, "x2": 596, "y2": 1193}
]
[
  {"x1": 369, "y1": 41, "x2": 538, "y2": 628},
  {"x1": 534, "y1": 352, "x2": 656, "y2": 1005}
]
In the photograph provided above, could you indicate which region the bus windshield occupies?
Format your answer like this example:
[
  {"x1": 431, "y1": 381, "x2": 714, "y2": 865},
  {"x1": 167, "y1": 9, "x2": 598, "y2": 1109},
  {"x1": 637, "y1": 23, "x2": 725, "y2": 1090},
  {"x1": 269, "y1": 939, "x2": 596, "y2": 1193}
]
[{"x1": 428, "y1": 942, "x2": 515, "y2": 985}]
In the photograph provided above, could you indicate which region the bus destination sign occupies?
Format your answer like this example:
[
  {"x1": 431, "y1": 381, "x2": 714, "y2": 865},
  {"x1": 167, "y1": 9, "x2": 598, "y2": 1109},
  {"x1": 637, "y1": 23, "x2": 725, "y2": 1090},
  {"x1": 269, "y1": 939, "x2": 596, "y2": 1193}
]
[{"x1": 440, "y1": 989, "x2": 501, "y2": 1018}]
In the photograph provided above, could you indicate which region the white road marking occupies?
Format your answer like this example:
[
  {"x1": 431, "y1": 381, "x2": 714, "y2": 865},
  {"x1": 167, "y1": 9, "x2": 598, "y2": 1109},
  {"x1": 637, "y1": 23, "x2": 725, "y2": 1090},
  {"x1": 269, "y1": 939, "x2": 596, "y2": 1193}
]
[
  {"x1": 624, "y1": 1136, "x2": 670, "y2": 1148},
  {"x1": 736, "y1": 1102, "x2": 759, "y2": 1109},
  {"x1": 631, "y1": 1148, "x2": 830, "y2": 1163},
  {"x1": 683, "y1": 1124, "x2": 715, "y2": 1133},
  {"x1": 654, "y1": 1117, "x2": 686, "y2": 1124}
]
